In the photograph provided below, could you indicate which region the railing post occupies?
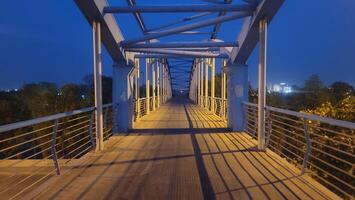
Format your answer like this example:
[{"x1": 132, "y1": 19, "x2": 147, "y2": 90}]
[
  {"x1": 302, "y1": 119, "x2": 312, "y2": 174},
  {"x1": 265, "y1": 109, "x2": 272, "y2": 148},
  {"x1": 104, "y1": 106, "x2": 109, "y2": 130},
  {"x1": 253, "y1": 106, "x2": 257, "y2": 137},
  {"x1": 51, "y1": 119, "x2": 60, "y2": 175},
  {"x1": 89, "y1": 111, "x2": 95, "y2": 149},
  {"x1": 242, "y1": 103, "x2": 248, "y2": 131}
]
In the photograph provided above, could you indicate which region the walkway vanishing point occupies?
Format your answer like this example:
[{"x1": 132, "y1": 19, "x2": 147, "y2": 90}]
[{"x1": 22, "y1": 98, "x2": 340, "y2": 200}]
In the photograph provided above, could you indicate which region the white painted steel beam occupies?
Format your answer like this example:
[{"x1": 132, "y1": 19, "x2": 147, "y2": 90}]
[
  {"x1": 127, "y1": 48, "x2": 224, "y2": 58},
  {"x1": 104, "y1": 4, "x2": 255, "y2": 13},
  {"x1": 146, "y1": 58, "x2": 150, "y2": 114},
  {"x1": 134, "y1": 54, "x2": 229, "y2": 59},
  {"x1": 75, "y1": 0, "x2": 130, "y2": 63},
  {"x1": 93, "y1": 21, "x2": 104, "y2": 151},
  {"x1": 121, "y1": 11, "x2": 252, "y2": 46},
  {"x1": 258, "y1": 19, "x2": 267, "y2": 150},
  {"x1": 123, "y1": 42, "x2": 238, "y2": 48},
  {"x1": 230, "y1": 0, "x2": 284, "y2": 64},
  {"x1": 152, "y1": 61, "x2": 156, "y2": 111}
]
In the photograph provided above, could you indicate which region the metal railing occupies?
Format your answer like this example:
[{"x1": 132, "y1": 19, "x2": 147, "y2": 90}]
[
  {"x1": 0, "y1": 104, "x2": 113, "y2": 199},
  {"x1": 199, "y1": 96, "x2": 227, "y2": 120},
  {"x1": 133, "y1": 96, "x2": 165, "y2": 121},
  {"x1": 243, "y1": 101, "x2": 355, "y2": 199}
]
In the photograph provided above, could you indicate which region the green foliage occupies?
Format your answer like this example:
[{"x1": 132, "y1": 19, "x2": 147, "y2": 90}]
[{"x1": 0, "y1": 75, "x2": 112, "y2": 125}]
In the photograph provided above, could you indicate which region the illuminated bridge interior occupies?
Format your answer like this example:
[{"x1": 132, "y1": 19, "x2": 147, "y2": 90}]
[{"x1": 0, "y1": 0, "x2": 353, "y2": 199}]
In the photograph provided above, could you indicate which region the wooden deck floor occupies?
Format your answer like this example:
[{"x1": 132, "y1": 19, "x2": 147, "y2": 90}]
[{"x1": 31, "y1": 98, "x2": 340, "y2": 200}]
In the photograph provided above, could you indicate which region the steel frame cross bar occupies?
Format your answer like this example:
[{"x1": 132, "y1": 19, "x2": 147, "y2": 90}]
[
  {"x1": 121, "y1": 11, "x2": 252, "y2": 46},
  {"x1": 123, "y1": 42, "x2": 238, "y2": 49},
  {"x1": 127, "y1": 48, "x2": 224, "y2": 58},
  {"x1": 126, "y1": 0, "x2": 147, "y2": 32},
  {"x1": 134, "y1": 54, "x2": 228, "y2": 59},
  {"x1": 104, "y1": 4, "x2": 255, "y2": 13}
]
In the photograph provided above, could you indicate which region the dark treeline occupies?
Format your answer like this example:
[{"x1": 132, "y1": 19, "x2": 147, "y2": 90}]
[
  {"x1": 0, "y1": 75, "x2": 112, "y2": 125},
  {"x1": 212, "y1": 74, "x2": 354, "y2": 122},
  {"x1": 1, "y1": 74, "x2": 354, "y2": 125}
]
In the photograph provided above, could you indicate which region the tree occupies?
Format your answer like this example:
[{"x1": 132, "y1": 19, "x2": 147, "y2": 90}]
[{"x1": 328, "y1": 82, "x2": 354, "y2": 105}]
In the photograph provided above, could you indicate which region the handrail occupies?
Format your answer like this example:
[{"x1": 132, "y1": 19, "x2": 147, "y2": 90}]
[
  {"x1": 242, "y1": 101, "x2": 354, "y2": 199},
  {"x1": 0, "y1": 103, "x2": 114, "y2": 198},
  {"x1": 0, "y1": 103, "x2": 113, "y2": 133},
  {"x1": 243, "y1": 101, "x2": 355, "y2": 130}
]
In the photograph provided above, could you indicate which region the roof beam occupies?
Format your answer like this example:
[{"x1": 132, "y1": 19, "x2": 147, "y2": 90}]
[
  {"x1": 134, "y1": 54, "x2": 228, "y2": 59},
  {"x1": 74, "y1": 0, "x2": 128, "y2": 63},
  {"x1": 104, "y1": 4, "x2": 255, "y2": 13},
  {"x1": 230, "y1": 0, "x2": 284, "y2": 64},
  {"x1": 126, "y1": 0, "x2": 147, "y2": 32},
  {"x1": 123, "y1": 41, "x2": 238, "y2": 49},
  {"x1": 146, "y1": 12, "x2": 212, "y2": 33},
  {"x1": 121, "y1": 11, "x2": 252, "y2": 46},
  {"x1": 126, "y1": 48, "x2": 223, "y2": 58},
  {"x1": 210, "y1": 0, "x2": 232, "y2": 39}
]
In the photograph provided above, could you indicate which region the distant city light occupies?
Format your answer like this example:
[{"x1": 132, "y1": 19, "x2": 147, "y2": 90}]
[{"x1": 271, "y1": 83, "x2": 292, "y2": 94}]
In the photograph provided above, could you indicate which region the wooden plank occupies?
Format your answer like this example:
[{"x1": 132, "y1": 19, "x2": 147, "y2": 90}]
[{"x1": 17, "y1": 98, "x2": 341, "y2": 200}]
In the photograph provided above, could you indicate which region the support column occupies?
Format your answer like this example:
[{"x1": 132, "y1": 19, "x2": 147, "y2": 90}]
[
  {"x1": 224, "y1": 63, "x2": 248, "y2": 131},
  {"x1": 152, "y1": 61, "x2": 156, "y2": 111},
  {"x1": 200, "y1": 59, "x2": 205, "y2": 107},
  {"x1": 211, "y1": 58, "x2": 215, "y2": 112},
  {"x1": 113, "y1": 63, "x2": 133, "y2": 133},
  {"x1": 93, "y1": 21, "x2": 103, "y2": 151},
  {"x1": 135, "y1": 58, "x2": 140, "y2": 119},
  {"x1": 157, "y1": 61, "x2": 160, "y2": 107},
  {"x1": 162, "y1": 64, "x2": 166, "y2": 103},
  {"x1": 196, "y1": 61, "x2": 200, "y2": 105},
  {"x1": 205, "y1": 59, "x2": 209, "y2": 108},
  {"x1": 146, "y1": 58, "x2": 150, "y2": 114},
  {"x1": 221, "y1": 59, "x2": 227, "y2": 119},
  {"x1": 258, "y1": 19, "x2": 268, "y2": 150}
]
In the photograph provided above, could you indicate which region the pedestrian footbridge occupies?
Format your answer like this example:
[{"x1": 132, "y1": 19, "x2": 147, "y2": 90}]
[
  {"x1": 0, "y1": 98, "x2": 346, "y2": 199},
  {"x1": 0, "y1": 0, "x2": 354, "y2": 199}
]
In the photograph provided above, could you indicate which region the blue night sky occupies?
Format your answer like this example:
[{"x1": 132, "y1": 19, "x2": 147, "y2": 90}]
[{"x1": 0, "y1": 0, "x2": 354, "y2": 91}]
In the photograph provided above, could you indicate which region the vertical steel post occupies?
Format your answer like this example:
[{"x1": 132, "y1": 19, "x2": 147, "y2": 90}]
[
  {"x1": 197, "y1": 60, "x2": 200, "y2": 105},
  {"x1": 302, "y1": 120, "x2": 312, "y2": 174},
  {"x1": 205, "y1": 59, "x2": 209, "y2": 109},
  {"x1": 51, "y1": 119, "x2": 60, "y2": 175},
  {"x1": 146, "y1": 58, "x2": 150, "y2": 114},
  {"x1": 258, "y1": 19, "x2": 267, "y2": 150},
  {"x1": 89, "y1": 111, "x2": 95, "y2": 148},
  {"x1": 223, "y1": 69, "x2": 226, "y2": 118},
  {"x1": 221, "y1": 59, "x2": 226, "y2": 118},
  {"x1": 211, "y1": 58, "x2": 215, "y2": 113},
  {"x1": 152, "y1": 60, "x2": 156, "y2": 111},
  {"x1": 93, "y1": 21, "x2": 104, "y2": 151},
  {"x1": 135, "y1": 58, "x2": 140, "y2": 119},
  {"x1": 157, "y1": 60, "x2": 160, "y2": 107}
]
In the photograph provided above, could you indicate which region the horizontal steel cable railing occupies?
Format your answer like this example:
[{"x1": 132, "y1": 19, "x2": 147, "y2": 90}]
[
  {"x1": 199, "y1": 96, "x2": 227, "y2": 120},
  {"x1": 0, "y1": 103, "x2": 113, "y2": 199},
  {"x1": 243, "y1": 101, "x2": 355, "y2": 199},
  {"x1": 133, "y1": 96, "x2": 166, "y2": 121}
]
